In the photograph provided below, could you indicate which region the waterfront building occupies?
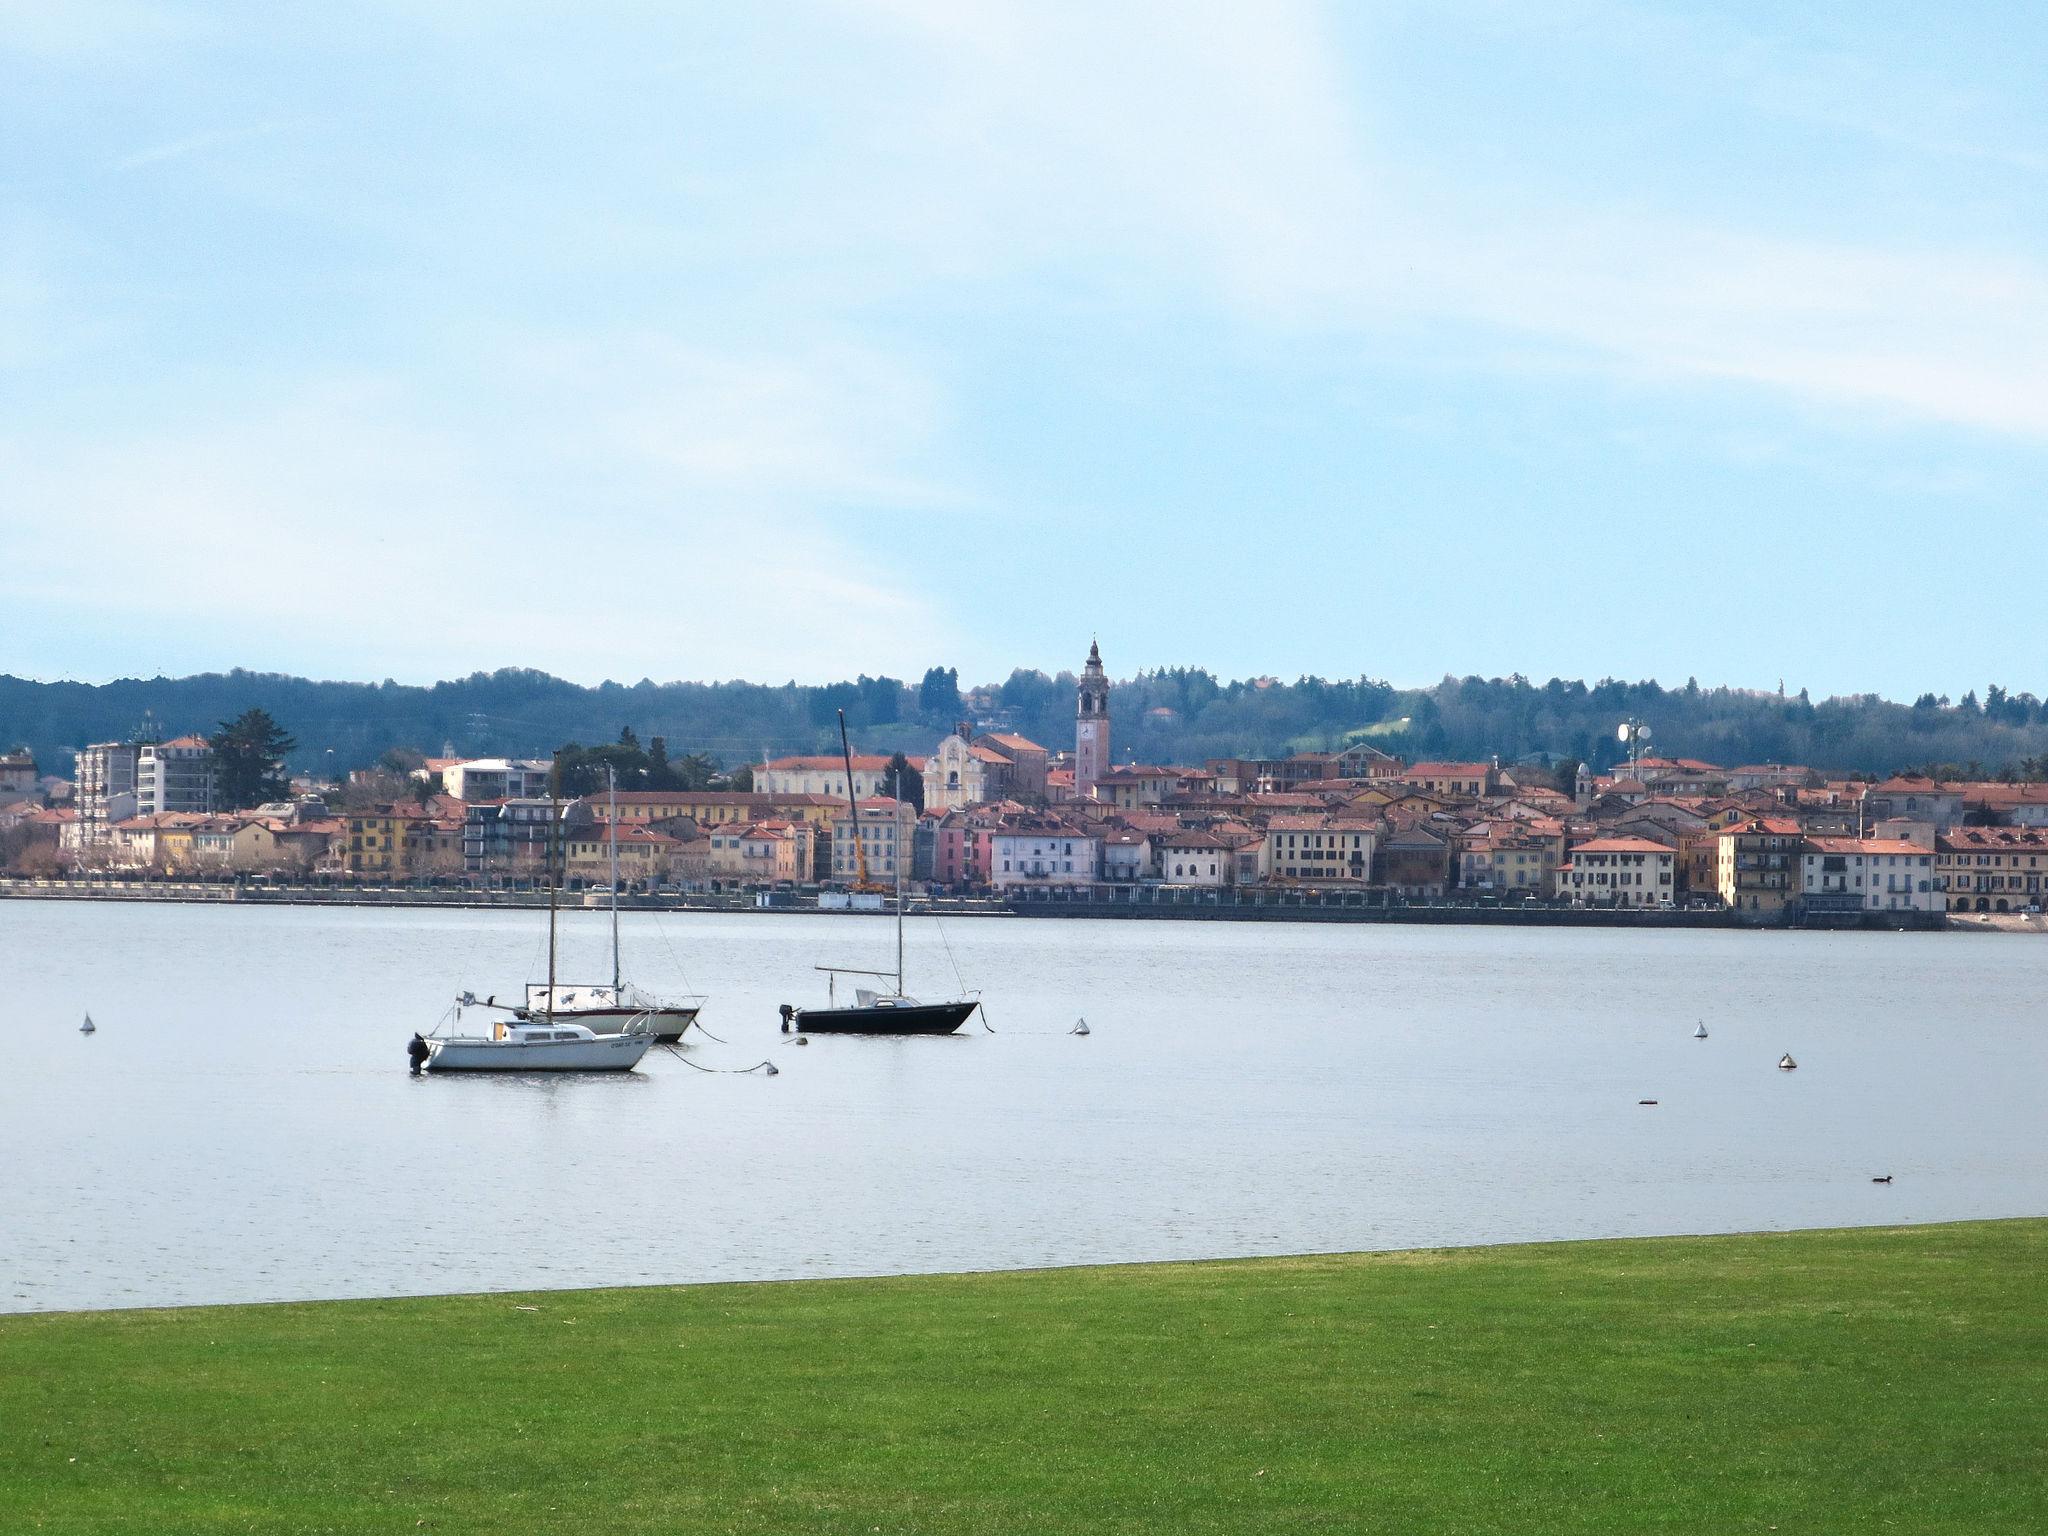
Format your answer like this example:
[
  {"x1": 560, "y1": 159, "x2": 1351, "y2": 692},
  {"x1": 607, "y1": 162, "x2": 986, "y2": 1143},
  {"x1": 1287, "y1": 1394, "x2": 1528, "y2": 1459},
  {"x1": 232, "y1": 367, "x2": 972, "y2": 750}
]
[
  {"x1": 1101, "y1": 828, "x2": 1152, "y2": 883},
  {"x1": 1380, "y1": 823, "x2": 1453, "y2": 898},
  {"x1": 1798, "y1": 838, "x2": 1941, "y2": 915},
  {"x1": 1714, "y1": 817, "x2": 1803, "y2": 914},
  {"x1": 1154, "y1": 829, "x2": 1231, "y2": 887},
  {"x1": 136, "y1": 737, "x2": 216, "y2": 816},
  {"x1": 1266, "y1": 815, "x2": 1377, "y2": 885},
  {"x1": 1075, "y1": 640, "x2": 1111, "y2": 800},
  {"x1": 341, "y1": 803, "x2": 464, "y2": 877},
  {"x1": 229, "y1": 816, "x2": 342, "y2": 874},
  {"x1": 107, "y1": 811, "x2": 212, "y2": 869},
  {"x1": 1557, "y1": 837, "x2": 1676, "y2": 908},
  {"x1": 829, "y1": 798, "x2": 914, "y2": 884},
  {"x1": 561, "y1": 822, "x2": 684, "y2": 886},
  {"x1": 988, "y1": 821, "x2": 1099, "y2": 890},
  {"x1": 462, "y1": 798, "x2": 579, "y2": 875},
  {"x1": 1935, "y1": 826, "x2": 2048, "y2": 913},
  {"x1": 707, "y1": 819, "x2": 809, "y2": 884}
]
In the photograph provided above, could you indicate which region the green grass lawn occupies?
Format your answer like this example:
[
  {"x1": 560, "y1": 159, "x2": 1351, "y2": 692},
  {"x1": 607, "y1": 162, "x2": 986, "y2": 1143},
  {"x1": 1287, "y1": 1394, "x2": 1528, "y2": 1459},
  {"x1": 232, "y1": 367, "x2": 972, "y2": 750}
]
[{"x1": 2, "y1": 1220, "x2": 2043, "y2": 1534}]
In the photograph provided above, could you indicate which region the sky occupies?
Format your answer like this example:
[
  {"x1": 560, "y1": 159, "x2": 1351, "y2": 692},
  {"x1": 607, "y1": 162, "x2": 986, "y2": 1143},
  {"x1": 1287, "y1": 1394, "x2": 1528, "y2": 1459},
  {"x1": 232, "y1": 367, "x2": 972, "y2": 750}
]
[{"x1": 2, "y1": 1, "x2": 2045, "y2": 699}]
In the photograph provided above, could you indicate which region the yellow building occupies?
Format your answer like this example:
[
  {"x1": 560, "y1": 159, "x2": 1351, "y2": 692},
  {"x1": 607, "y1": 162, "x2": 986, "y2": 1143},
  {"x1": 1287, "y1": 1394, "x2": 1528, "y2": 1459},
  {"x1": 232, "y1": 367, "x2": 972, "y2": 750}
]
[
  {"x1": 344, "y1": 808, "x2": 413, "y2": 876},
  {"x1": 594, "y1": 790, "x2": 842, "y2": 832},
  {"x1": 707, "y1": 819, "x2": 810, "y2": 884},
  {"x1": 562, "y1": 823, "x2": 686, "y2": 885},
  {"x1": 1937, "y1": 826, "x2": 2048, "y2": 913}
]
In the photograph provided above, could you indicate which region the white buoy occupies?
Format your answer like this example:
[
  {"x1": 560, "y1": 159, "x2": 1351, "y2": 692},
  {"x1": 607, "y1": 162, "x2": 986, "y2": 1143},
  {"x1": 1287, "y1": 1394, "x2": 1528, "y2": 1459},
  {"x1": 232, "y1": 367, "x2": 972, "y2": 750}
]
[
  {"x1": 1778, "y1": 1053, "x2": 1797, "y2": 1071},
  {"x1": 79, "y1": 1013, "x2": 96, "y2": 1035},
  {"x1": 1693, "y1": 1020, "x2": 1708, "y2": 1040},
  {"x1": 1072, "y1": 1017, "x2": 1090, "y2": 1036}
]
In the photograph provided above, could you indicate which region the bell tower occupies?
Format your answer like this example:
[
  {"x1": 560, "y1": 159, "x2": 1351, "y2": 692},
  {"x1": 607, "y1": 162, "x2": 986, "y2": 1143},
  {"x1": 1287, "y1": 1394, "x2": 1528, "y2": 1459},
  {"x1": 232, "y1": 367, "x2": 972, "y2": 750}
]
[{"x1": 1075, "y1": 639, "x2": 1110, "y2": 799}]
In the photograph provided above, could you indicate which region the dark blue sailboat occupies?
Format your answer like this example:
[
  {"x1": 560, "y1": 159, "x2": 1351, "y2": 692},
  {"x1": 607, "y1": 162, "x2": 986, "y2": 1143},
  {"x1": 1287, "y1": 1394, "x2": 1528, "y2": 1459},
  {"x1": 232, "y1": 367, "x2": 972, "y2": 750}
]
[{"x1": 781, "y1": 712, "x2": 979, "y2": 1037}]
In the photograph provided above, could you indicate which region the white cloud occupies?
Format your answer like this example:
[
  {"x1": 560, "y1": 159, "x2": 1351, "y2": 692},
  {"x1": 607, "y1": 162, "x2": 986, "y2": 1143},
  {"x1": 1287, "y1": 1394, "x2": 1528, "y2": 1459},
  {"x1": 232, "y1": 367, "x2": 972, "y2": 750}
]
[
  {"x1": 839, "y1": 0, "x2": 2048, "y2": 440},
  {"x1": 0, "y1": 341, "x2": 963, "y2": 684}
]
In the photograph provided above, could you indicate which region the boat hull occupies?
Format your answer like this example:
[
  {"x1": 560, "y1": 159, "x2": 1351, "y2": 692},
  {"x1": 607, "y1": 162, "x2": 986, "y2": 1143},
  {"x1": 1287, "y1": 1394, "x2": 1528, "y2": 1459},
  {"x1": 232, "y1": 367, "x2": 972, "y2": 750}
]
[
  {"x1": 425, "y1": 1033, "x2": 654, "y2": 1072},
  {"x1": 790, "y1": 1000, "x2": 979, "y2": 1035},
  {"x1": 522, "y1": 1004, "x2": 701, "y2": 1044}
]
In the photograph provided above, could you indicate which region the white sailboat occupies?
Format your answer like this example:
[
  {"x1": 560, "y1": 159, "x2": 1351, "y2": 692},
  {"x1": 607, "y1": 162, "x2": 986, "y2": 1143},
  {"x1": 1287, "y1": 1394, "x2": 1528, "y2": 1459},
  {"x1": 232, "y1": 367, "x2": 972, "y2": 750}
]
[
  {"x1": 471, "y1": 768, "x2": 704, "y2": 1042},
  {"x1": 422, "y1": 785, "x2": 656, "y2": 1074}
]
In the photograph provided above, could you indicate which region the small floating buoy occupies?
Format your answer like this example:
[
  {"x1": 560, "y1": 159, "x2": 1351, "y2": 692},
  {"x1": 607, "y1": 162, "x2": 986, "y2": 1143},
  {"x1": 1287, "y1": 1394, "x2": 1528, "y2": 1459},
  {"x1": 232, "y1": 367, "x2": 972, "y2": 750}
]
[
  {"x1": 762, "y1": 1062, "x2": 779, "y2": 1076},
  {"x1": 1871, "y1": 1174, "x2": 1892, "y2": 1184},
  {"x1": 1693, "y1": 1020, "x2": 1708, "y2": 1040},
  {"x1": 1638, "y1": 1099, "x2": 1659, "y2": 1106},
  {"x1": 1778, "y1": 1053, "x2": 1798, "y2": 1071},
  {"x1": 792, "y1": 1035, "x2": 808, "y2": 1046},
  {"x1": 79, "y1": 1013, "x2": 95, "y2": 1035},
  {"x1": 1072, "y1": 1018, "x2": 1090, "y2": 1036}
]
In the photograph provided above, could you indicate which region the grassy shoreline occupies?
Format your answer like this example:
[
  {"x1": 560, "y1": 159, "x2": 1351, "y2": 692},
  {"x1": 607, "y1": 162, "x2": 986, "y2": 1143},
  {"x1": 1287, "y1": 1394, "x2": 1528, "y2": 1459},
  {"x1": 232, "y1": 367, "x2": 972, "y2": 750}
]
[{"x1": 4, "y1": 1220, "x2": 2043, "y2": 1533}]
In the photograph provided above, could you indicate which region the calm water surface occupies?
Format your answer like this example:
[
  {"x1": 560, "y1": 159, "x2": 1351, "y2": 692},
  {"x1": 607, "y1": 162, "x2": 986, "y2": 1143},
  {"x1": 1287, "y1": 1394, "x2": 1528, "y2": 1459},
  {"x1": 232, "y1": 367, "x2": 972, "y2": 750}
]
[{"x1": 3, "y1": 900, "x2": 2044, "y2": 1313}]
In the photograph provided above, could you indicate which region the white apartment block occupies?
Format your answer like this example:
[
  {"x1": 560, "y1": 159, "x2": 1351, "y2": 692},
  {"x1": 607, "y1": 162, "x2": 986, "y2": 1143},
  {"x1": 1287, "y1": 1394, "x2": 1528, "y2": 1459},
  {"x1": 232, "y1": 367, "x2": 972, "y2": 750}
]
[
  {"x1": 75, "y1": 741, "x2": 141, "y2": 845},
  {"x1": 136, "y1": 736, "x2": 216, "y2": 815},
  {"x1": 439, "y1": 758, "x2": 553, "y2": 801},
  {"x1": 1800, "y1": 838, "x2": 1943, "y2": 914},
  {"x1": 988, "y1": 827, "x2": 1099, "y2": 890},
  {"x1": 1558, "y1": 837, "x2": 1674, "y2": 908}
]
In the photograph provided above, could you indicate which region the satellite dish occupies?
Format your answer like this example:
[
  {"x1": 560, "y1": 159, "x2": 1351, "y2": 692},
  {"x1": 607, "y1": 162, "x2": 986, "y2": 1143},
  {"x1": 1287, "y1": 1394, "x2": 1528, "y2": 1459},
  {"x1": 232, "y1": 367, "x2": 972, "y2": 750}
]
[{"x1": 1617, "y1": 723, "x2": 1631, "y2": 742}]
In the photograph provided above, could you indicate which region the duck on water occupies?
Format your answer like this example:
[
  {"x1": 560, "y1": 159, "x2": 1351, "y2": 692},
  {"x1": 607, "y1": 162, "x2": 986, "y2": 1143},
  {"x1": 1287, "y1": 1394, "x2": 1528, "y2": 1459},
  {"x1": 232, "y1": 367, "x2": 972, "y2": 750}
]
[{"x1": 779, "y1": 710, "x2": 980, "y2": 1037}]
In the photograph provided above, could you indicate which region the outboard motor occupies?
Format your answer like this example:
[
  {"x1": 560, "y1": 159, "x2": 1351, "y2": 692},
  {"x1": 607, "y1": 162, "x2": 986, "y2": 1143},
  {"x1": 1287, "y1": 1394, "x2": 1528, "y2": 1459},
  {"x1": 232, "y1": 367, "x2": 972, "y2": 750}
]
[
  {"x1": 407, "y1": 1033, "x2": 431, "y2": 1076},
  {"x1": 778, "y1": 1003, "x2": 795, "y2": 1034}
]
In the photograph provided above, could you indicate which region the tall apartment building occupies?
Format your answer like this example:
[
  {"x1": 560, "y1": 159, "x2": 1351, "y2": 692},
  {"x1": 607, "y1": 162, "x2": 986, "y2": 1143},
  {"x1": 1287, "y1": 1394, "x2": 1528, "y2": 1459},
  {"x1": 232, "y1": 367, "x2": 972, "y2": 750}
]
[
  {"x1": 75, "y1": 741, "x2": 142, "y2": 845},
  {"x1": 137, "y1": 737, "x2": 217, "y2": 815}
]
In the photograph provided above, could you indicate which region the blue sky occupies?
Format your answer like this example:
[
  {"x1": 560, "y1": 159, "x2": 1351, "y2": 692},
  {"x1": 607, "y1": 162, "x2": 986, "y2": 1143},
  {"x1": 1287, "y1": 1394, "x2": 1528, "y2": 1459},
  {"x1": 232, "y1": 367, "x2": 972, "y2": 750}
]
[{"x1": 3, "y1": 1, "x2": 2044, "y2": 699}]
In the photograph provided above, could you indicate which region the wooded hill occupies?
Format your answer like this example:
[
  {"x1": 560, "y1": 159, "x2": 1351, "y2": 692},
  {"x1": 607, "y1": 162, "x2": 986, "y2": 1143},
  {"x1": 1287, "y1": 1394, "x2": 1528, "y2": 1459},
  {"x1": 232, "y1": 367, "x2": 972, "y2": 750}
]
[{"x1": 6, "y1": 665, "x2": 2048, "y2": 782}]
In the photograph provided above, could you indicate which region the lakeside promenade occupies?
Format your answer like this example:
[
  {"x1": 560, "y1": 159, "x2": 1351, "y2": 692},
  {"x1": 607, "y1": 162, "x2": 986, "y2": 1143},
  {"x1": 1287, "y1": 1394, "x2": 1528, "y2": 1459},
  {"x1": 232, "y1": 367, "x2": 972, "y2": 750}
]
[{"x1": 0, "y1": 873, "x2": 1963, "y2": 929}]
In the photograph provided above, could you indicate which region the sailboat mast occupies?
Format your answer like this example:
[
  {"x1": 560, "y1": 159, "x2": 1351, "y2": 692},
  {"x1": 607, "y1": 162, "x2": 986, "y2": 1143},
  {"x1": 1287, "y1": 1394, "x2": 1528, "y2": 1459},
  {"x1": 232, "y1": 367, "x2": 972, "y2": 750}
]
[
  {"x1": 545, "y1": 777, "x2": 559, "y2": 1024},
  {"x1": 894, "y1": 772, "x2": 905, "y2": 994},
  {"x1": 607, "y1": 765, "x2": 620, "y2": 991}
]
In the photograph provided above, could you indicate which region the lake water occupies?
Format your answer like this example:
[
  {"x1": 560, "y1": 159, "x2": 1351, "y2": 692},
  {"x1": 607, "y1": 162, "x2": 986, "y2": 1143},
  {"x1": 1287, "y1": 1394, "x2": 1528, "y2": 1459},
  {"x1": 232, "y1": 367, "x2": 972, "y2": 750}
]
[{"x1": 4, "y1": 900, "x2": 2044, "y2": 1313}]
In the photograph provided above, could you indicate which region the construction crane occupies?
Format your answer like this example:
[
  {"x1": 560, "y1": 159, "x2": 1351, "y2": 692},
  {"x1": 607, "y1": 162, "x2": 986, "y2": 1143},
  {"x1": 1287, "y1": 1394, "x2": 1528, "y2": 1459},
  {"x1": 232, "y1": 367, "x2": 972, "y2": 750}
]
[{"x1": 837, "y1": 709, "x2": 885, "y2": 894}]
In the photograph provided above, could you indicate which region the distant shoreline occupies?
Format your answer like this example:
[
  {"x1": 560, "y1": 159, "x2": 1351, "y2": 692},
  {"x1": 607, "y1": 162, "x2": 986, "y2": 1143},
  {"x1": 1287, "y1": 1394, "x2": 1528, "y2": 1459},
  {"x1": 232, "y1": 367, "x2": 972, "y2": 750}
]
[{"x1": 0, "y1": 875, "x2": 1978, "y2": 930}]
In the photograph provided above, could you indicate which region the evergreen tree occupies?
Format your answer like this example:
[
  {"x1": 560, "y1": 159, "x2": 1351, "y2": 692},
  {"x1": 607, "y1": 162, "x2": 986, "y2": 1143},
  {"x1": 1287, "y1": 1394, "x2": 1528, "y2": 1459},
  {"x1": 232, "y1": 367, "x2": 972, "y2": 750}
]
[
  {"x1": 918, "y1": 666, "x2": 961, "y2": 718},
  {"x1": 885, "y1": 751, "x2": 924, "y2": 813},
  {"x1": 209, "y1": 708, "x2": 297, "y2": 808}
]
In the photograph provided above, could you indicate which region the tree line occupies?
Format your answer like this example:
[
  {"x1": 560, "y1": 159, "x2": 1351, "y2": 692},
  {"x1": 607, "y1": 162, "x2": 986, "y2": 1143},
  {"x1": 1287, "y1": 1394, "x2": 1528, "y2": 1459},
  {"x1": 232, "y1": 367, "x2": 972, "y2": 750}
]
[{"x1": 9, "y1": 664, "x2": 2048, "y2": 786}]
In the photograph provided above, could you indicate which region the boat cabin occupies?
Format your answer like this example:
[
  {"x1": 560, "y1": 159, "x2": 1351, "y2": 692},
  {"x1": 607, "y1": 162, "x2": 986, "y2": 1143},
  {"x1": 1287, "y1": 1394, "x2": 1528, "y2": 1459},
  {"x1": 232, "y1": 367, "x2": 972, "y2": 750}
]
[{"x1": 494, "y1": 1020, "x2": 601, "y2": 1044}]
